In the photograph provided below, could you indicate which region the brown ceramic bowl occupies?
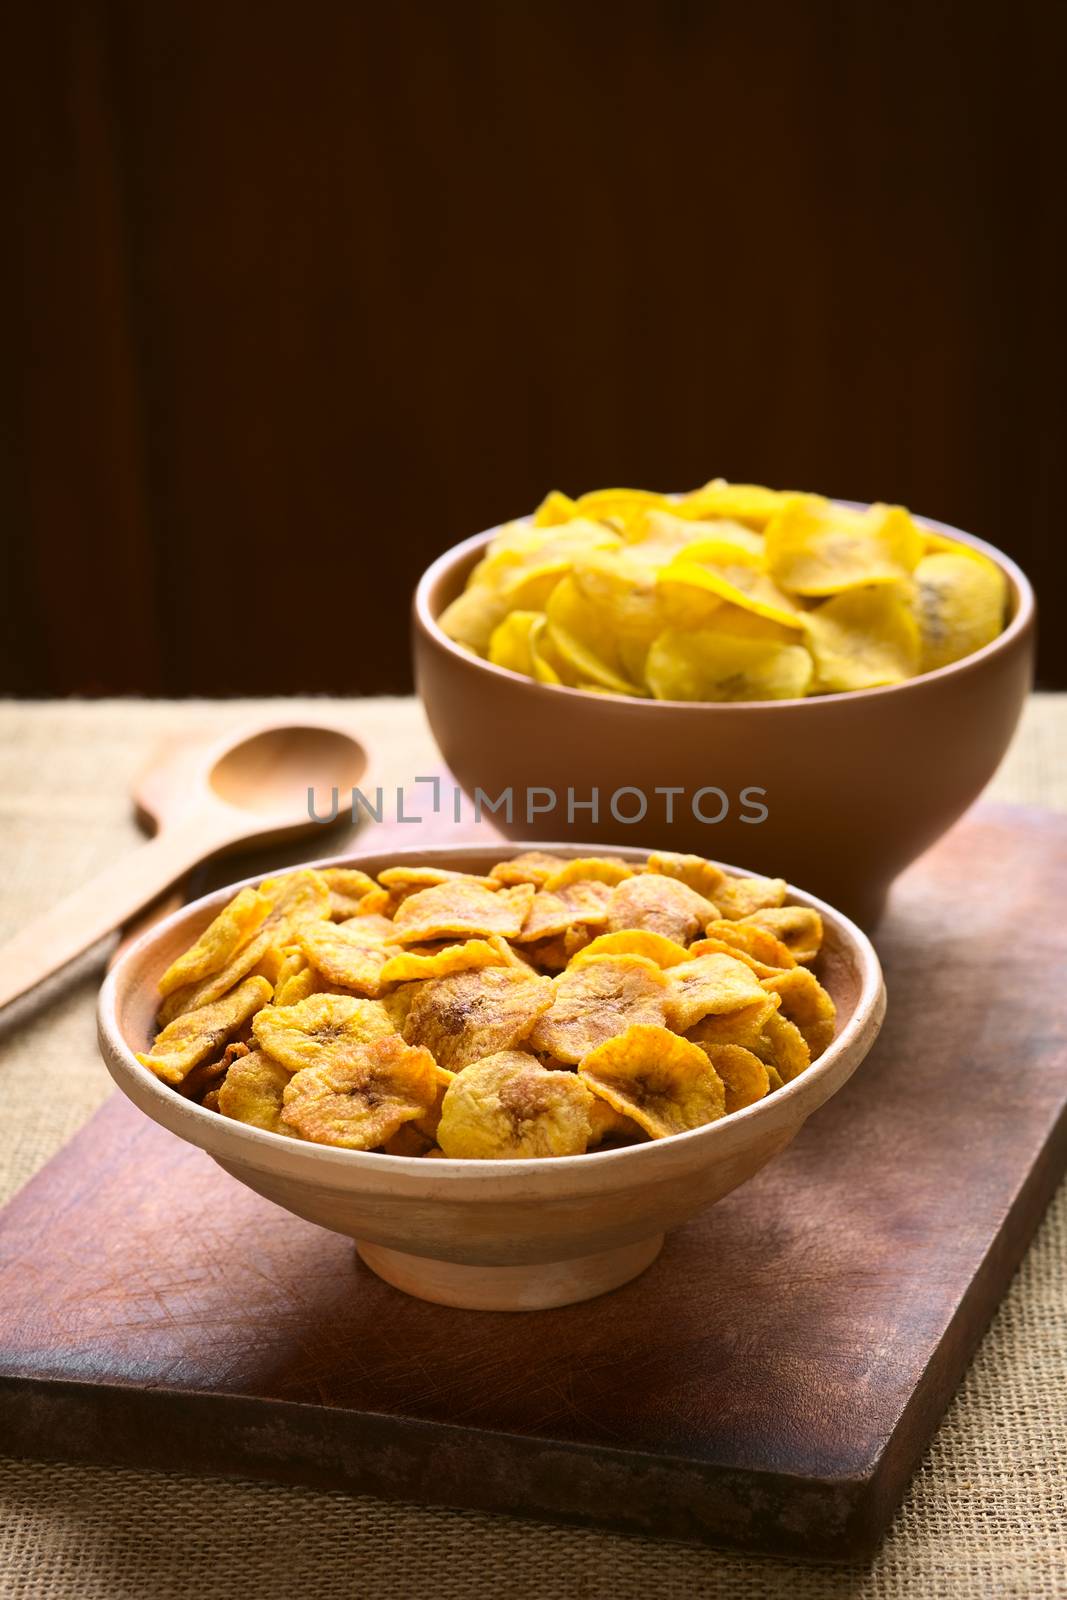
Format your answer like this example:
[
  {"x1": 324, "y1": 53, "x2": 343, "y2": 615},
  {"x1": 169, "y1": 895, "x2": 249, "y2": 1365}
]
[
  {"x1": 414, "y1": 506, "x2": 1035, "y2": 925},
  {"x1": 98, "y1": 843, "x2": 885, "y2": 1313}
]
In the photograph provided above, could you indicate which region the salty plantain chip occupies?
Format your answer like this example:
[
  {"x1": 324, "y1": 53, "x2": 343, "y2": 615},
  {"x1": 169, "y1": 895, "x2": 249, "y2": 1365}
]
[
  {"x1": 528, "y1": 954, "x2": 669, "y2": 1065},
  {"x1": 644, "y1": 850, "x2": 728, "y2": 902},
  {"x1": 158, "y1": 887, "x2": 271, "y2": 999},
  {"x1": 488, "y1": 610, "x2": 546, "y2": 675},
  {"x1": 541, "y1": 856, "x2": 634, "y2": 890},
  {"x1": 402, "y1": 965, "x2": 554, "y2": 1071},
  {"x1": 393, "y1": 881, "x2": 534, "y2": 944},
  {"x1": 297, "y1": 916, "x2": 400, "y2": 997},
  {"x1": 692, "y1": 1042, "x2": 770, "y2": 1113},
  {"x1": 517, "y1": 880, "x2": 613, "y2": 942},
  {"x1": 489, "y1": 851, "x2": 567, "y2": 887},
  {"x1": 751, "y1": 1010, "x2": 811, "y2": 1082},
  {"x1": 281, "y1": 1033, "x2": 440, "y2": 1150},
  {"x1": 685, "y1": 993, "x2": 779, "y2": 1051},
  {"x1": 675, "y1": 479, "x2": 789, "y2": 529},
  {"x1": 378, "y1": 937, "x2": 515, "y2": 984},
  {"x1": 713, "y1": 874, "x2": 788, "y2": 921},
  {"x1": 438, "y1": 583, "x2": 512, "y2": 653},
  {"x1": 761, "y1": 967, "x2": 836, "y2": 1058},
  {"x1": 806, "y1": 585, "x2": 921, "y2": 691},
  {"x1": 253, "y1": 992, "x2": 396, "y2": 1074},
  {"x1": 645, "y1": 627, "x2": 814, "y2": 702},
  {"x1": 660, "y1": 543, "x2": 805, "y2": 630},
  {"x1": 137, "y1": 975, "x2": 273, "y2": 1086},
  {"x1": 572, "y1": 929, "x2": 690, "y2": 968},
  {"x1": 605, "y1": 874, "x2": 717, "y2": 944},
  {"x1": 701, "y1": 919, "x2": 797, "y2": 975},
  {"x1": 218, "y1": 1049, "x2": 293, "y2": 1133},
  {"x1": 764, "y1": 496, "x2": 924, "y2": 595},
  {"x1": 913, "y1": 551, "x2": 1007, "y2": 673},
  {"x1": 664, "y1": 952, "x2": 768, "y2": 1032},
  {"x1": 739, "y1": 906, "x2": 823, "y2": 963},
  {"x1": 436, "y1": 1050, "x2": 595, "y2": 1159},
  {"x1": 545, "y1": 577, "x2": 646, "y2": 696},
  {"x1": 579, "y1": 1024, "x2": 725, "y2": 1138}
]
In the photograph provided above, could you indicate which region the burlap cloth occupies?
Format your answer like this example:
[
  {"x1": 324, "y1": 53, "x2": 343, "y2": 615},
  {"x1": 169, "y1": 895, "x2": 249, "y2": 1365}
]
[{"x1": 1, "y1": 697, "x2": 1064, "y2": 1599}]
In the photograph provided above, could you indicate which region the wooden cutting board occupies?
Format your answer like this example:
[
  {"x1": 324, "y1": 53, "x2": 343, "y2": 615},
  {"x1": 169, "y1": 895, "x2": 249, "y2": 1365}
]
[{"x1": 1, "y1": 802, "x2": 1065, "y2": 1561}]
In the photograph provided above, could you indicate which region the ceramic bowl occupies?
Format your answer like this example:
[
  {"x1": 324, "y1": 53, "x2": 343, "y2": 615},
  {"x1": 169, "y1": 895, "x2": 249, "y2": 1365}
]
[
  {"x1": 98, "y1": 843, "x2": 885, "y2": 1313},
  {"x1": 413, "y1": 508, "x2": 1034, "y2": 926}
]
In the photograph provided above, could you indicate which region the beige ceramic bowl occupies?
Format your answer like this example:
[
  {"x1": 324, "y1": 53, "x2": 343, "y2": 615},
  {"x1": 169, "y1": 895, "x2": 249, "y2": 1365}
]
[
  {"x1": 98, "y1": 843, "x2": 885, "y2": 1312},
  {"x1": 414, "y1": 507, "x2": 1035, "y2": 926}
]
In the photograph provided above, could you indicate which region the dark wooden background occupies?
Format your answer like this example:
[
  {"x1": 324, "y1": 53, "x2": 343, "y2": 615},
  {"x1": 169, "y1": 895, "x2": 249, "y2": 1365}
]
[{"x1": 3, "y1": 0, "x2": 1062, "y2": 696}]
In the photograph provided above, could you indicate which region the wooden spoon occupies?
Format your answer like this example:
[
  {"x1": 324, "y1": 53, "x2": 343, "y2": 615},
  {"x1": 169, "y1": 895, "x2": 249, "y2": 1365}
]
[{"x1": 0, "y1": 719, "x2": 372, "y2": 1009}]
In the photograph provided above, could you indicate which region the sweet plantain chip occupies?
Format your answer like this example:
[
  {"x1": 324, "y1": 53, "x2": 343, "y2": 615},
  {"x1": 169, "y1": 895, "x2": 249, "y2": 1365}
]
[
  {"x1": 252, "y1": 992, "x2": 396, "y2": 1074},
  {"x1": 739, "y1": 906, "x2": 823, "y2": 963},
  {"x1": 605, "y1": 874, "x2": 717, "y2": 944},
  {"x1": 764, "y1": 496, "x2": 924, "y2": 595},
  {"x1": 402, "y1": 965, "x2": 554, "y2": 1071},
  {"x1": 579, "y1": 1024, "x2": 725, "y2": 1138},
  {"x1": 436, "y1": 1050, "x2": 595, "y2": 1159},
  {"x1": 685, "y1": 993, "x2": 779, "y2": 1051},
  {"x1": 913, "y1": 551, "x2": 1007, "y2": 673},
  {"x1": 644, "y1": 849, "x2": 728, "y2": 902},
  {"x1": 393, "y1": 881, "x2": 534, "y2": 944},
  {"x1": 297, "y1": 915, "x2": 399, "y2": 997},
  {"x1": 378, "y1": 937, "x2": 515, "y2": 984},
  {"x1": 322, "y1": 867, "x2": 377, "y2": 920},
  {"x1": 692, "y1": 1042, "x2": 770, "y2": 1113},
  {"x1": 659, "y1": 543, "x2": 805, "y2": 630},
  {"x1": 528, "y1": 954, "x2": 670, "y2": 1064},
  {"x1": 713, "y1": 874, "x2": 788, "y2": 921},
  {"x1": 806, "y1": 585, "x2": 921, "y2": 691},
  {"x1": 761, "y1": 967, "x2": 836, "y2": 1058},
  {"x1": 488, "y1": 610, "x2": 547, "y2": 675},
  {"x1": 751, "y1": 1010, "x2": 811, "y2": 1081},
  {"x1": 489, "y1": 851, "x2": 567, "y2": 887},
  {"x1": 541, "y1": 857, "x2": 634, "y2": 890},
  {"x1": 675, "y1": 479, "x2": 789, "y2": 529},
  {"x1": 281, "y1": 1033, "x2": 440, "y2": 1150},
  {"x1": 137, "y1": 975, "x2": 273, "y2": 1086},
  {"x1": 572, "y1": 929, "x2": 690, "y2": 968},
  {"x1": 517, "y1": 880, "x2": 614, "y2": 942},
  {"x1": 545, "y1": 577, "x2": 646, "y2": 696},
  {"x1": 179, "y1": 1039, "x2": 248, "y2": 1104},
  {"x1": 274, "y1": 964, "x2": 320, "y2": 1007},
  {"x1": 664, "y1": 952, "x2": 768, "y2": 1032},
  {"x1": 586, "y1": 1096, "x2": 646, "y2": 1146},
  {"x1": 377, "y1": 866, "x2": 499, "y2": 895},
  {"x1": 218, "y1": 1049, "x2": 293, "y2": 1133},
  {"x1": 158, "y1": 887, "x2": 272, "y2": 999},
  {"x1": 701, "y1": 919, "x2": 797, "y2": 975},
  {"x1": 645, "y1": 627, "x2": 814, "y2": 702}
]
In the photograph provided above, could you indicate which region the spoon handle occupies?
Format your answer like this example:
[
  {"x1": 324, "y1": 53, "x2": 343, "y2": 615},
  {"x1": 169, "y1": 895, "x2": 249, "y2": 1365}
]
[{"x1": 0, "y1": 814, "x2": 236, "y2": 1011}]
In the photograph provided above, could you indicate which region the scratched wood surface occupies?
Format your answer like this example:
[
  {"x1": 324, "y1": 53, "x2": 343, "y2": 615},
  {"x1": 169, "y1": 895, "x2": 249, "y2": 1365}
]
[{"x1": 0, "y1": 802, "x2": 1065, "y2": 1561}]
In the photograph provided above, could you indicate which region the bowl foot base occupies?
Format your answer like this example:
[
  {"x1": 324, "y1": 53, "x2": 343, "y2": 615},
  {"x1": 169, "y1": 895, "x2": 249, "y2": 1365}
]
[{"x1": 355, "y1": 1233, "x2": 664, "y2": 1311}]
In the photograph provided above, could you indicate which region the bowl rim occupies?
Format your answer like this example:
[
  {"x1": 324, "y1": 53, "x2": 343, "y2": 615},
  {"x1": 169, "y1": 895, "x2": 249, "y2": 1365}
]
[
  {"x1": 413, "y1": 500, "x2": 1035, "y2": 712},
  {"x1": 99, "y1": 841, "x2": 886, "y2": 1190}
]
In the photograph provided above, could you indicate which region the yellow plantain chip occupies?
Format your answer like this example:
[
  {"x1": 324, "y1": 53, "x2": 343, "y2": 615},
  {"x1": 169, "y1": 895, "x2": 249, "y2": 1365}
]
[
  {"x1": 218, "y1": 1050, "x2": 293, "y2": 1133},
  {"x1": 436, "y1": 1050, "x2": 595, "y2": 1159},
  {"x1": 766, "y1": 1063, "x2": 785, "y2": 1091},
  {"x1": 156, "y1": 925, "x2": 276, "y2": 1026},
  {"x1": 571, "y1": 546, "x2": 670, "y2": 650},
  {"x1": 281, "y1": 1033, "x2": 440, "y2": 1150},
  {"x1": 806, "y1": 585, "x2": 921, "y2": 691},
  {"x1": 528, "y1": 955, "x2": 669, "y2": 1065},
  {"x1": 545, "y1": 577, "x2": 646, "y2": 696},
  {"x1": 541, "y1": 856, "x2": 634, "y2": 891},
  {"x1": 764, "y1": 496, "x2": 924, "y2": 595},
  {"x1": 438, "y1": 583, "x2": 511, "y2": 653},
  {"x1": 572, "y1": 487, "x2": 670, "y2": 539},
  {"x1": 157, "y1": 887, "x2": 272, "y2": 1000},
  {"x1": 297, "y1": 916, "x2": 400, "y2": 998},
  {"x1": 402, "y1": 965, "x2": 554, "y2": 1071},
  {"x1": 713, "y1": 874, "x2": 788, "y2": 921},
  {"x1": 532, "y1": 489, "x2": 579, "y2": 526},
  {"x1": 517, "y1": 880, "x2": 614, "y2": 942},
  {"x1": 392, "y1": 881, "x2": 534, "y2": 944},
  {"x1": 179, "y1": 1039, "x2": 248, "y2": 1104},
  {"x1": 739, "y1": 906, "x2": 823, "y2": 964},
  {"x1": 572, "y1": 929, "x2": 690, "y2": 968},
  {"x1": 913, "y1": 551, "x2": 1007, "y2": 673},
  {"x1": 378, "y1": 937, "x2": 515, "y2": 984},
  {"x1": 587, "y1": 1097, "x2": 646, "y2": 1146},
  {"x1": 605, "y1": 874, "x2": 717, "y2": 944},
  {"x1": 675, "y1": 479, "x2": 789, "y2": 530},
  {"x1": 644, "y1": 849, "x2": 728, "y2": 902},
  {"x1": 377, "y1": 866, "x2": 499, "y2": 896},
  {"x1": 488, "y1": 610, "x2": 545, "y2": 675},
  {"x1": 274, "y1": 965, "x2": 320, "y2": 1007},
  {"x1": 752, "y1": 1011, "x2": 811, "y2": 1082},
  {"x1": 702, "y1": 919, "x2": 797, "y2": 974},
  {"x1": 664, "y1": 952, "x2": 768, "y2": 1032},
  {"x1": 258, "y1": 870, "x2": 332, "y2": 940},
  {"x1": 685, "y1": 993, "x2": 780, "y2": 1051},
  {"x1": 579, "y1": 1024, "x2": 725, "y2": 1139},
  {"x1": 761, "y1": 967, "x2": 837, "y2": 1058},
  {"x1": 138, "y1": 975, "x2": 273, "y2": 1086},
  {"x1": 660, "y1": 543, "x2": 806, "y2": 630},
  {"x1": 645, "y1": 627, "x2": 814, "y2": 702},
  {"x1": 321, "y1": 868, "x2": 376, "y2": 920},
  {"x1": 253, "y1": 992, "x2": 396, "y2": 1074},
  {"x1": 489, "y1": 851, "x2": 567, "y2": 887},
  {"x1": 692, "y1": 1042, "x2": 770, "y2": 1113}
]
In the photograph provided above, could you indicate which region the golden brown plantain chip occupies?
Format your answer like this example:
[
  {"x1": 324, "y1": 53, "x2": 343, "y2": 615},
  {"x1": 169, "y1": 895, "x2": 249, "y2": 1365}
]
[
  {"x1": 218, "y1": 1049, "x2": 293, "y2": 1132},
  {"x1": 274, "y1": 965, "x2": 320, "y2": 1007},
  {"x1": 377, "y1": 865, "x2": 499, "y2": 895},
  {"x1": 488, "y1": 851, "x2": 567, "y2": 887},
  {"x1": 528, "y1": 954, "x2": 670, "y2": 1065},
  {"x1": 158, "y1": 887, "x2": 272, "y2": 1000},
  {"x1": 572, "y1": 929, "x2": 690, "y2": 968},
  {"x1": 281, "y1": 1033, "x2": 440, "y2": 1150},
  {"x1": 436, "y1": 1050, "x2": 595, "y2": 1159},
  {"x1": 691, "y1": 1041, "x2": 770, "y2": 1113},
  {"x1": 605, "y1": 874, "x2": 717, "y2": 944},
  {"x1": 321, "y1": 868, "x2": 377, "y2": 919},
  {"x1": 380, "y1": 1122, "x2": 437, "y2": 1157},
  {"x1": 713, "y1": 874, "x2": 788, "y2": 921},
  {"x1": 393, "y1": 881, "x2": 535, "y2": 944},
  {"x1": 541, "y1": 857, "x2": 634, "y2": 890},
  {"x1": 685, "y1": 994, "x2": 779, "y2": 1051},
  {"x1": 138, "y1": 975, "x2": 273, "y2": 1086},
  {"x1": 644, "y1": 850, "x2": 728, "y2": 902},
  {"x1": 739, "y1": 906, "x2": 824, "y2": 963},
  {"x1": 751, "y1": 1011, "x2": 811, "y2": 1082},
  {"x1": 252, "y1": 992, "x2": 396, "y2": 1074},
  {"x1": 761, "y1": 967, "x2": 836, "y2": 1057},
  {"x1": 579, "y1": 1024, "x2": 725, "y2": 1138},
  {"x1": 402, "y1": 965, "x2": 554, "y2": 1071},
  {"x1": 586, "y1": 1097, "x2": 646, "y2": 1146},
  {"x1": 664, "y1": 952, "x2": 768, "y2": 1032},
  {"x1": 297, "y1": 916, "x2": 400, "y2": 997},
  {"x1": 517, "y1": 880, "x2": 614, "y2": 942},
  {"x1": 701, "y1": 919, "x2": 797, "y2": 974},
  {"x1": 180, "y1": 1039, "x2": 249, "y2": 1103},
  {"x1": 378, "y1": 937, "x2": 515, "y2": 984}
]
